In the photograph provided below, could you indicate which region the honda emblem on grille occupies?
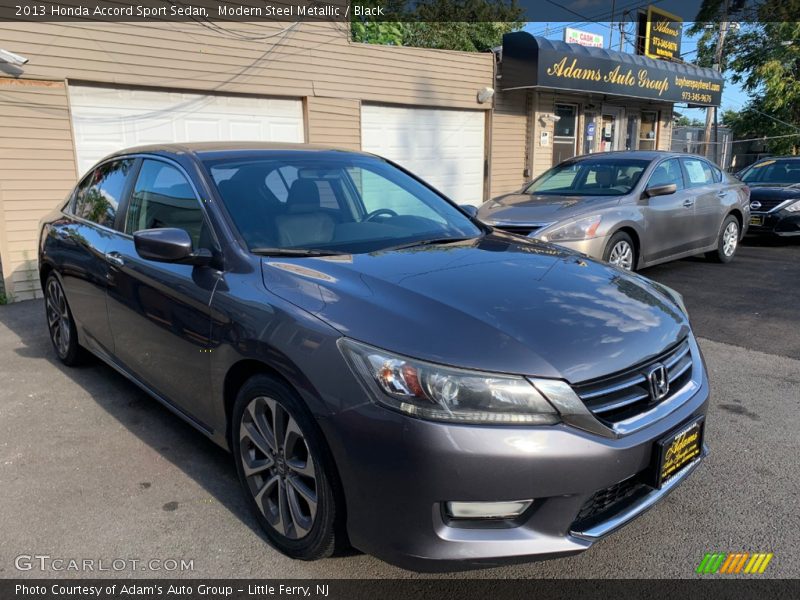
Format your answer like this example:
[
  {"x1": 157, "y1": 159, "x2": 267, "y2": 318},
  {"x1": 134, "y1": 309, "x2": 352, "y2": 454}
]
[{"x1": 646, "y1": 363, "x2": 670, "y2": 402}]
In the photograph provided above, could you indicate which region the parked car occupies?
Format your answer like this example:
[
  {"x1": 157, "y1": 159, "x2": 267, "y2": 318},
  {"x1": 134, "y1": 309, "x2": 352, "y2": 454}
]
[
  {"x1": 477, "y1": 151, "x2": 750, "y2": 271},
  {"x1": 737, "y1": 157, "x2": 800, "y2": 237},
  {"x1": 39, "y1": 143, "x2": 709, "y2": 571}
]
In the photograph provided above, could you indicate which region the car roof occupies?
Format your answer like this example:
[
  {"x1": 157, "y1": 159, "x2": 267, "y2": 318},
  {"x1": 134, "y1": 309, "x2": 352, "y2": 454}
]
[
  {"x1": 104, "y1": 141, "x2": 376, "y2": 162},
  {"x1": 570, "y1": 150, "x2": 707, "y2": 162}
]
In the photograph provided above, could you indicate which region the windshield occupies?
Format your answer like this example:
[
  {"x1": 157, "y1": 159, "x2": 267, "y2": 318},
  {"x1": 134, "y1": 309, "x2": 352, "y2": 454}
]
[
  {"x1": 525, "y1": 159, "x2": 650, "y2": 196},
  {"x1": 204, "y1": 153, "x2": 482, "y2": 254},
  {"x1": 740, "y1": 159, "x2": 800, "y2": 184}
]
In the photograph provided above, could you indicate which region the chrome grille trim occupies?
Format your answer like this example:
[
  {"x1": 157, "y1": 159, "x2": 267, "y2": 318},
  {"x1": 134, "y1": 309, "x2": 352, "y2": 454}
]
[
  {"x1": 579, "y1": 374, "x2": 646, "y2": 400},
  {"x1": 530, "y1": 337, "x2": 704, "y2": 439},
  {"x1": 590, "y1": 390, "x2": 650, "y2": 415},
  {"x1": 571, "y1": 338, "x2": 696, "y2": 432}
]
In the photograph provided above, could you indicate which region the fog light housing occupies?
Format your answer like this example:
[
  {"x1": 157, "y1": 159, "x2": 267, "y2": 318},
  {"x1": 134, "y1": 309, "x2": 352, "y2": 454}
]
[{"x1": 445, "y1": 500, "x2": 533, "y2": 520}]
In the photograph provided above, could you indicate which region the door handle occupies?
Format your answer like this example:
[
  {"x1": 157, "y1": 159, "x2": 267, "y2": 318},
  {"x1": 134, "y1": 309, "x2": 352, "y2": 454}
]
[
  {"x1": 683, "y1": 199, "x2": 695, "y2": 208},
  {"x1": 105, "y1": 251, "x2": 125, "y2": 267},
  {"x1": 717, "y1": 190, "x2": 727, "y2": 197}
]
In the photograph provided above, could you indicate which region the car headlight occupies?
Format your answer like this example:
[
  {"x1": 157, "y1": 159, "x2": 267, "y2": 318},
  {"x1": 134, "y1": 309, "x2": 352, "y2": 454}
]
[
  {"x1": 537, "y1": 215, "x2": 602, "y2": 243},
  {"x1": 785, "y1": 199, "x2": 800, "y2": 212},
  {"x1": 338, "y1": 338, "x2": 559, "y2": 425},
  {"x1": 652, "y1": 282, "x2": 689, "y2": 316}
]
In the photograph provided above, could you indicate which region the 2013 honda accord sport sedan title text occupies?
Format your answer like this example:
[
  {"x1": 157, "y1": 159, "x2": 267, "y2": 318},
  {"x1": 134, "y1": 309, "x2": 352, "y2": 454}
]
[{"x1": 39, "y1": 143, "x2": 709, "y2": 571}]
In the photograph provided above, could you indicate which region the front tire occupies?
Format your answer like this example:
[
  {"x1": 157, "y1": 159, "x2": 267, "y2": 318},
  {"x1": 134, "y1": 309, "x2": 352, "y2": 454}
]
[
  {"x1": 603, "y1": 231, "x2": 637, "y2": 271},
  {"x1": 706, "y1": 215, "x2": 740, "y2": 263},
  {"x1": 44, "y1": 274, "x2": 86, "y2": 366},
  {"x1": 232, "y1": 375, "x2": 340, "y2": 560}
]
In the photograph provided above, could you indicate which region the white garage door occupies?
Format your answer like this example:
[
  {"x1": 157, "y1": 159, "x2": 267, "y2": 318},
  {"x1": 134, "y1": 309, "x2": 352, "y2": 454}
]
[
  {"x1": 68, "y1": 85, "x2": 304, "y2": 175},
  {"x1": 361, "y1": 105, "x2": 485, "y2": 205}
]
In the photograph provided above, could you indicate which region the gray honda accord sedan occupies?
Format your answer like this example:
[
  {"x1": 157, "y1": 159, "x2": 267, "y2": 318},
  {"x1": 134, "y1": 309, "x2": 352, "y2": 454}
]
[
  {"x1": 478, "y1": 151, "x2": 750, "y2": 271},
  {"x1": 39, "y1": 143, "x2": 709, "y2": 571}
]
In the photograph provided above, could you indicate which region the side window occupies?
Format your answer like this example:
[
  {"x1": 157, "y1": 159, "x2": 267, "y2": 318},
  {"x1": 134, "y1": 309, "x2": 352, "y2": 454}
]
[
  {"x1": 125, "y1": 159, "x2": 205, "y2": 248},
  {"x1": 72, "y1": 159, "x2": 135, "y2": 227},
  {"x1": 711, "y1": 164, "x2": 723, "y2": 183},
  {"x1": 648, "y1": 159, "x2": 685, "y2": 190},
  {"x1": 681, "y1": 158, "x2": 715, "y2": 188}
]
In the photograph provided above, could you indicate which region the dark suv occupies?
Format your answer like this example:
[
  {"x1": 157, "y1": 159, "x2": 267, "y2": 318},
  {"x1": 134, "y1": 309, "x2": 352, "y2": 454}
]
[{"x1": 39, "y1": 143, "x2": 709, "y2": 571}]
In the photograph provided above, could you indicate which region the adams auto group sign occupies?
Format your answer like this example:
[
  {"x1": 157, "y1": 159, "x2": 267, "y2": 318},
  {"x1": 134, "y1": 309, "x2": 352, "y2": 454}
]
[{"x1": 500, "y1": 32, "x2": 723, "y2": 107}]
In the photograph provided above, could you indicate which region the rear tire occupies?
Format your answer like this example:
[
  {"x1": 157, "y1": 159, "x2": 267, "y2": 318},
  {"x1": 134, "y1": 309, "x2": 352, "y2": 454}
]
[
  {"x1": 232, "y1": 375, "x2": 341, "y2": 560},
  {"x1": 705, "y1": 215, "x2": 740, "y2": 263},
  {"x1": 44, "y1": 274, "x2": 87, "y2": 366},
  {"x1": 603, "y1": 231, "x2": 637, "y2": 271}
]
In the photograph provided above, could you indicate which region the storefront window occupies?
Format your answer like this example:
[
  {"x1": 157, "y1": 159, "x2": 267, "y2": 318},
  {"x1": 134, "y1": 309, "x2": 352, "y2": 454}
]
[{"x1": 639, "y1": 111, "x2": 658, "y2": 150}]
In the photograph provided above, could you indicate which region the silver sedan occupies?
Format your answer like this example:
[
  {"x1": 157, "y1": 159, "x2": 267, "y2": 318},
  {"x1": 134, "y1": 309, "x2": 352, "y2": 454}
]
[{"x1": 478, "y1": 151, "x2": 750, "y2": 270}]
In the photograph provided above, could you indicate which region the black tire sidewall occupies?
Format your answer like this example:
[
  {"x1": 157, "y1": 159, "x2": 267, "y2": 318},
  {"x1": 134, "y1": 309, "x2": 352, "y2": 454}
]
[
  {"x1": 231, "y1": 375, "x2": 338, "y2": 560},
  {"x1": 603, "y1": 231, "x2": 637, "y2": 271},
  {"x1": 45, "y1": 274, "x2": 83, "y2": 366}
]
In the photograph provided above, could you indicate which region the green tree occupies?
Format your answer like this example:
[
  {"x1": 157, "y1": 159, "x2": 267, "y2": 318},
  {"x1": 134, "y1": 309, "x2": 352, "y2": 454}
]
[
  {"x1": 688, "y1": 2, "x2": 800, "y2": 154},
  {"x1": 675, "y1": 115, "x2": 705, "y2": 127},
  {"x1": 722, "y1": 98, "x2": 800, "y2": 155},
  {"x1": 351, "y1": 0, "x2": 524, "y2": 52}
]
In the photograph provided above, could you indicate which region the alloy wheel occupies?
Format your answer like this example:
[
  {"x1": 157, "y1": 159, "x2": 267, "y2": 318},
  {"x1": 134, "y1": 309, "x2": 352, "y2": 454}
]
[
  {"x1": 608, "y1": 240, "x2": 634, "y2": 270},
  {"x1": 46, "y1": 278, "x2": 71, "y2": 357},
  {"x1": 239, "y1": 396, "x2": 318, "y2": 539},
  {"x1": 722, "y1": 221, "x2": 739, "y2": 257}
]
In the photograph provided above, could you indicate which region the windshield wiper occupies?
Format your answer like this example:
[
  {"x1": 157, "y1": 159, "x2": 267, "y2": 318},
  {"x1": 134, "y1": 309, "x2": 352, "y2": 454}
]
[
  {"x1": 250, "y1": 247, "x2": 345, "y2": 257},
  {"x1": 387, "y1": 236, "x2": 476, "y2": 251}
]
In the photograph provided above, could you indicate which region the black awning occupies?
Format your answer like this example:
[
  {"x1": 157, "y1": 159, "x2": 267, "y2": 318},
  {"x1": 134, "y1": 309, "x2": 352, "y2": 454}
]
[{"x1": 500, "y1": 32, "x2": 723, "y2": 107}]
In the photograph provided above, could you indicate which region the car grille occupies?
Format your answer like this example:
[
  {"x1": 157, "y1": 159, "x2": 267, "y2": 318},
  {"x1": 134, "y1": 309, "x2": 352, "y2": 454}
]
[
  {"x1": 572, "y1": 475, "x2": 650, "y2": 529},
  {"x1": 751, "y1": 196, "x2": 795, "y2": 212},
  {"x1": 572, "y1": 338, "x2": 692, "y2": 426},
  {"x1": 493, "y1": 225, "x2": 543, "y2": 237}
]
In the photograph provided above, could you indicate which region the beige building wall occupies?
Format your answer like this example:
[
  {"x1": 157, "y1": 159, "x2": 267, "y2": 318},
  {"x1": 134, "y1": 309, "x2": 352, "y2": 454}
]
[
  {"x1": 305, "y1": 97, "x2": 361, "y2": 151},
  {"x1": 0, "y1": 21, "x2": 494, "y2": 302},
  {"x1": 0, "y1": 79, "x2": 78, "y2": 301},
  {"x1": 0, "y1": 21, "x2": 492, "y2": 109},
  {"x1": 489, "y1": 90, "x2": 528, "y2": 197}
]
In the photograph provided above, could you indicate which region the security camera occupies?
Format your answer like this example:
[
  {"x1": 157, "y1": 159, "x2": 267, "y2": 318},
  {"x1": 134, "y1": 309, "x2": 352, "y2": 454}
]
[
  {"x1": 477, "y1": 87, "x2": 495, "y2": 104},
  {"x1": 540, "y1": 114, "x2": 561, "y2": 125},
  {"x1": 0, "y1": 49, "x2": 29, "y2": 66}
]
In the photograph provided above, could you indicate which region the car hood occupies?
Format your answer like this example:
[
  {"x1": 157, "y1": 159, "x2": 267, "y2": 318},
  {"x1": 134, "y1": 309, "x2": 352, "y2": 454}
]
[
  {"x1": 261, "y1": 233, "x2": 689, "y2": 383},
  {"x1": 747, "y1": 184, "x2": 800, "y2": 201},
  {"x1": 477, "y1": 193, "x2": 620, "y2": 225}
]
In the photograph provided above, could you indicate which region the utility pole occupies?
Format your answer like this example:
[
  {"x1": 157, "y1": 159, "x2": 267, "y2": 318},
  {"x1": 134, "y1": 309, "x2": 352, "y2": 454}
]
[
  {"x1": 704, "y1": 0, "x2": 729, "y2": 160},
  {"x1": 608, "y1": 0, "x2": 616, "y2": 49}
]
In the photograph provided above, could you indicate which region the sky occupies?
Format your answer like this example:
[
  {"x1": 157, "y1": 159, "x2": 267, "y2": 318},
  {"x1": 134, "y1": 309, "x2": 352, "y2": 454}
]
[{"x1": 521, "y1": 21, "x2": 750, "y2": 122}]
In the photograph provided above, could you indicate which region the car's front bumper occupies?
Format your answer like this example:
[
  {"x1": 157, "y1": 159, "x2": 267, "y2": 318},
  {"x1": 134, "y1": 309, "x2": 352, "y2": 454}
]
[
  {"x1": 748, "y1": 211, "x2": 800, "y2": 237},
  {"x1": 548, "y1": 236, "x2": 610, "y2": 262},
  {"x1": 319, "y1": 355, "x2": 710, "y2": 572}
]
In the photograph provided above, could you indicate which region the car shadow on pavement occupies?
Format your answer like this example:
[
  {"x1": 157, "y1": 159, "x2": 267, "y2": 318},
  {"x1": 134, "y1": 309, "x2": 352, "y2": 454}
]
[{"x1": 0, "y1": 299, "x2": 281, "y2": 546}]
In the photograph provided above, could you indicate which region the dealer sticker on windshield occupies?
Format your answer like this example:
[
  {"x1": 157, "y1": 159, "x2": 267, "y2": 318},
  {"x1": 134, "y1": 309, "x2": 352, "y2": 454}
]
[{"x1": 655, "y1": 418, "x2": 704, "y2": 487}]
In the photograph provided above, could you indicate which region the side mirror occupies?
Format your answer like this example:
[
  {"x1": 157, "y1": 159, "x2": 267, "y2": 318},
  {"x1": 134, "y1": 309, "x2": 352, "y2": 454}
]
[
  {"x1": 460, "y1": 204, "x2": 479, "y2": 217},
  {"x1": 644, "y1": 183, "x2": 678, "y2": 198},
  {"x1": 134, "y1": 228, "x2": 212, "y2": 266}
]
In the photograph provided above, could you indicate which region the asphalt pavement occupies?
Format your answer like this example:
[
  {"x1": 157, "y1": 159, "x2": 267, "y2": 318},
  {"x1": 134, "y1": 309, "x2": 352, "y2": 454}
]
[{"x1": 0, "y1": 239, "x2": 798, "y2": 579}]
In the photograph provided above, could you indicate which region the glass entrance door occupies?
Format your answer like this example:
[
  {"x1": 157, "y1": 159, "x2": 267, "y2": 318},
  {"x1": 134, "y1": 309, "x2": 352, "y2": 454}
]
[
  {"x1": 553, "y1": 104, "x2": 578, "y2": 164},
  {"x1": 599, "y1": 106, "x2": 624, "y2": 152}
]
